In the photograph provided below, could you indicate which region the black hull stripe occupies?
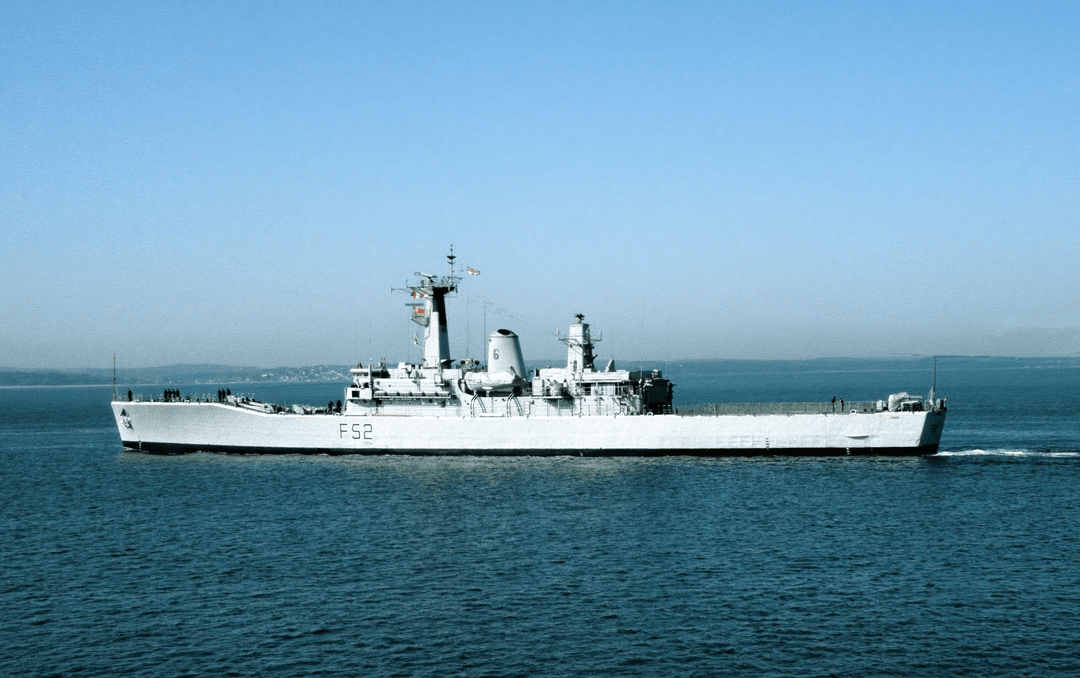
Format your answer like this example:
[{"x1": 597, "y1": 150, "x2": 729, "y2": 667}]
[{"x1": 124, "y1": 442, "x2": 939, "y2": 457}]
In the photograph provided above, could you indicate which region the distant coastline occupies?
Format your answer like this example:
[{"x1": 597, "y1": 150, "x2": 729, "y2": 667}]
[
  {"x1": 2, "y1": 356, "x2": 1076, "y2": 388},
  {"x1": 0, "y1": 365, "x2": 354, "y2": 388}
]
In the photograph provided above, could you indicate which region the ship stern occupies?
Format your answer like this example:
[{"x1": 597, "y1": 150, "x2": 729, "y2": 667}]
[{"x1": 918, "y1": 408, "x2": 947, "y2": 454}]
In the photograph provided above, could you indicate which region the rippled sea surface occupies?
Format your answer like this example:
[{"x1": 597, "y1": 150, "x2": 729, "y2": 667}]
[{"x1": 2, "y1": 358, "x2": 1078, "y2": 677}]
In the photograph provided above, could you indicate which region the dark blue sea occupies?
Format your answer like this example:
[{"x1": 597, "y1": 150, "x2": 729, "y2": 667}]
[{"x1": 2, "y1": 357, "x2": 1078, "y2": 677}]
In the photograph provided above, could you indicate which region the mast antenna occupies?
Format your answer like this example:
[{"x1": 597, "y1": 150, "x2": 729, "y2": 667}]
[
  {"x1": 392, "y1": 246, "x2": 462, "y2": 367},
  {"x1": 112, "y1": 354, "x2": 117, "y2": 401},
  {"x1": 930, "y1": 356, "x2": 937, "y2": 404}
]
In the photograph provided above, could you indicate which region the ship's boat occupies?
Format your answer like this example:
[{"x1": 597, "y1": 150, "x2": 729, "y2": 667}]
[{"x1": 111, "y1": 252, "x2": 946, "y2": 456}]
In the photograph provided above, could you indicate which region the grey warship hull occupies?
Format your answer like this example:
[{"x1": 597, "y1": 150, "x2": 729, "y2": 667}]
[
  {"x1": 112, "y1": 251, "x2": 947, "y2": 456},
  {"x1": 112, "y1": 397, "x2": 945, "y2": 457}
]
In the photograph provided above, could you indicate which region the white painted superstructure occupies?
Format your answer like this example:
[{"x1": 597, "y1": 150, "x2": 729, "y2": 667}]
[{"x1": 112, "y1": 251, "x2": 946, "y2": 456}]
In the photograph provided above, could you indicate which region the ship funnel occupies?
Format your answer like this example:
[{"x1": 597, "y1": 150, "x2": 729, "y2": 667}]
[
  {"x1": 464, "y1": 329, "x2": 527, "y2": 393},
  {"x1": 488, "y1": 329, "x2": 526, "y2": 379}
]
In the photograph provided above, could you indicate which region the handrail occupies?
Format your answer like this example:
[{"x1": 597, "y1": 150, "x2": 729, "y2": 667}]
[{"x1": 680, "y1": 401, "x2": 886, "y2": 416}]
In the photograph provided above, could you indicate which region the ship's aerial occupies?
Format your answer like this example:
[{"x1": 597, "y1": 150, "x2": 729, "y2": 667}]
[{"x1": 112, "y1": 250, "x2": 946, "y2": 456}]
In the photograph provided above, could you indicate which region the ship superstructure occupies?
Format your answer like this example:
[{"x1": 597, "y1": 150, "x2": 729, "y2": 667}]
[{"x1": 111, "y1": 252, "x2": 946, "y2": 456}]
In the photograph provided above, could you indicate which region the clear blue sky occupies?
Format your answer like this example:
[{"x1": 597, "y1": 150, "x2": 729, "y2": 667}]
[{"x1": 2, "y1": 1, "x2": 1078, "y2": 368}]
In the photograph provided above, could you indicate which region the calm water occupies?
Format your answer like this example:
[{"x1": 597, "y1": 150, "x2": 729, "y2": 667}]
[{"x1": 2, "y1": 358, "x2": 1078, "y2": 676}]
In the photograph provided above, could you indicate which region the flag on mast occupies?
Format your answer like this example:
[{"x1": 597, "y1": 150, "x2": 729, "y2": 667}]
[{"x1": 467, "y1": 267, "x2": 480, "y2": 275}]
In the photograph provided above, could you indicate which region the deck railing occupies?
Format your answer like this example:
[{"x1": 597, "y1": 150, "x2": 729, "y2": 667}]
[{"x1": 680, "y1": 401, "x2": 884, "y2": 416}]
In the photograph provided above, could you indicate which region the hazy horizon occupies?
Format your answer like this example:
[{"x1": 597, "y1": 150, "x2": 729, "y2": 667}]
[
  {"x1": 4, "y1": 345, "x2": 1080, "y2": 374},
  {"x1": 3, "y1": 2, "x2": 1077, "y2": 370}
]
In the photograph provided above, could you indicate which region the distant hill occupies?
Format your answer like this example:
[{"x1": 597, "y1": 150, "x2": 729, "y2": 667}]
[
  {"x1": 0, "y1": 365, "x2": 354, "y2": 387},
  {"x1": 4, "y1": 355, "x2": 1077, "y2": 388}
]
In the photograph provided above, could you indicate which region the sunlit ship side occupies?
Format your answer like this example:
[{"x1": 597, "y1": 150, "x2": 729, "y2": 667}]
[{"x1": 111, "y1": 252, "x2": 946, "y2": 456}]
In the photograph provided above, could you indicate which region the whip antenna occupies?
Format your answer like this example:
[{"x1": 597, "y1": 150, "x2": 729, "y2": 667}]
[{"x1": 930, "y1": 356, "x2": 937, "y2": 404}]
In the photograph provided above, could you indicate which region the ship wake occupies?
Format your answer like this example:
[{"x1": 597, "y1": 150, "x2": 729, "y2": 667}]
[{"x1": 935, "y1": 448, "x2": 1078, "y2": 458}]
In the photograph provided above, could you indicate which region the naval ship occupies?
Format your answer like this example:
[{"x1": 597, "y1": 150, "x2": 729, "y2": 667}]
[{"x1": 111, "y1": 253, "x2": 946, "y2": 456}]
